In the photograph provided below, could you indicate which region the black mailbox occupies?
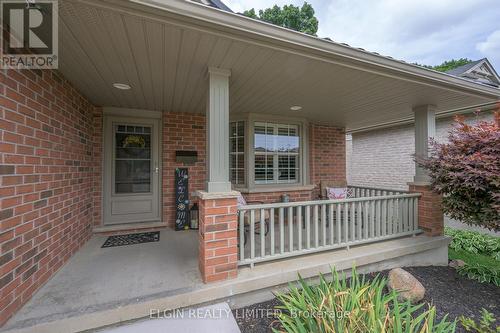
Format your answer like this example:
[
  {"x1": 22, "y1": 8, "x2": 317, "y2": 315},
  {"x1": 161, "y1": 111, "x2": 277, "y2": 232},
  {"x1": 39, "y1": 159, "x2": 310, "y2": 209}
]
[{"x1": 175, "y1": 150, "x2": 198, "y2": 164}]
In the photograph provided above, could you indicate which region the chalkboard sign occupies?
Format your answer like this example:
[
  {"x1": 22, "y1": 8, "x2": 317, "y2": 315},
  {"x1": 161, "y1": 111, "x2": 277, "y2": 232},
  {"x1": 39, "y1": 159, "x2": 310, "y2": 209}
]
[{"x1": 175, "y1": 168, "x2": 189, "y2": 230}]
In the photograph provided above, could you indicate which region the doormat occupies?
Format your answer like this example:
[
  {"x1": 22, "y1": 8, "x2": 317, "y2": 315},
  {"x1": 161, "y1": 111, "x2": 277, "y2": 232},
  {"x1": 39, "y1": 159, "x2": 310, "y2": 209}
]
[{"x1": 101, "y1": 231, "x2": 160, "y2": 248}]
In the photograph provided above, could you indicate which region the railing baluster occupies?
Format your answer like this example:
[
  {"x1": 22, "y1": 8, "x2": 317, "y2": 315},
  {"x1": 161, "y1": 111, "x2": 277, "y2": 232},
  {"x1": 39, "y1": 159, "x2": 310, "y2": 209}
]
[
  {"x1": 375, "y1": 199, "x2": 381, "y2": 237},
  {"x1": 381, "y1": 199, "x2": 387, "y2": 237},
  {"x1": 297, "y1": 206, "x2": 302, "y2": 251},
  {"x1": 279, "y1": 207, "x2": 284, "y2": 254},
  {"x1": 321, "y1": 204, "x2": 327, "y2": 246},
  {"x1": 370, "y1": 199, "x2": 375, "y2": 238},
  {"x1": 403, "y1": 198, "x2": 408, "y2": 232},
  {"x1": 288, "y1": 206, "x2": 293, "y2": 252},
  {"x1": 343, "y1": 202, "x2": 348, "y2": 244},
  {"x1": 239, "y1": 211, "x2": 245, "y2": 261},
  {"x1": 250, "y1": 210, "x2": 255, "y2": 259},
  {"x1": 363, "y1": 201, "x2": 369, "y2": 239},
  {"x1": 305, "y1": 205, "x2": 311, "y2": 249},
  {"x1": 408, "y1": 199, "x2": 412, "y2": 232},
  {"x1": 413, "y1": 197, "x2": 419, "y2": 233},
  {"x1": 397, "y1": 198, "x2": 403, "y2": 233},
  {"x1": 270, "y1": 208, "x2": 275, "y2": 256},
  {"x1": 357, "y1": 201, "x2": 362, "y2": 241},
  {"x1": 260, "y1": 209, "x2": 265, "y2": 257},
  {"x1": 314, "y1": 205, "x2": 319, "y2": 248},
  {"x1": 329, "y1": 203, "x2": 334, "y2": 245},
  {"x1": 336, "y1": 203, "x2": 341, "y2": 244},
  {"x1": 391, "y1": 198, "x2": 396, "y2": 234},
  {"x1": 350, "y1": 202, "x2": 355, "y2": 242}
]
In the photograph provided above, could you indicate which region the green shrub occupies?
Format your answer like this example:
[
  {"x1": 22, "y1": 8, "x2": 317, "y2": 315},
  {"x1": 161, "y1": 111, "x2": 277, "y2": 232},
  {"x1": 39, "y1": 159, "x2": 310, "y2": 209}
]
[
  {"x1": 459, "y1": 308, "x2": 499, "y2": 333},
  {"x1": 417, "y1": 114, "x2": 500, "y2": 231},
  {"x1": 445, "y1": 227, "x2": 500, "y2": 260},
  {"x1": 457, "y1": 263, "x2": 500, "y2": 286},
  {"x1": 274, "y1": 267, "x2": 456, "y2": 333}
]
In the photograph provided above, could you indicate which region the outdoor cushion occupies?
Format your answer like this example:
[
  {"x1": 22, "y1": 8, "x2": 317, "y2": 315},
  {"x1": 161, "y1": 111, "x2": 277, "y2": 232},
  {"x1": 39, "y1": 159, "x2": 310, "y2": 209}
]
[
  {"x1": 237, "y1": 193, "x2": 247, "y2": 207},
  {"x1": 326, "y1": 187, "x2": 353, "y2": 199}
]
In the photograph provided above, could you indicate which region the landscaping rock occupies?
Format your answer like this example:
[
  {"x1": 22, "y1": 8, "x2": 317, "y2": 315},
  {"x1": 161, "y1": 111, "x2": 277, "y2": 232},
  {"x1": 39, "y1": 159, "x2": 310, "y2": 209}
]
[
  {"x1": 387, "y1": 268, "x2": 425, "y2": 303},
  {"x1": 448, "y1": 259, "x2": 466, "y2": 269}
]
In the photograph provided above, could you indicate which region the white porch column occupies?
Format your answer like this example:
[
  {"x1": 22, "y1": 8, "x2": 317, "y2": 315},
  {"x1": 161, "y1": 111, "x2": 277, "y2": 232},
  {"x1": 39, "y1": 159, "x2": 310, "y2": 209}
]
[
  {"x1": 413, "y1": 104, "x2": 436, "y2": 183},
  {"x1": 206, "y1": 67, "x2": 231, "y2": 193}
]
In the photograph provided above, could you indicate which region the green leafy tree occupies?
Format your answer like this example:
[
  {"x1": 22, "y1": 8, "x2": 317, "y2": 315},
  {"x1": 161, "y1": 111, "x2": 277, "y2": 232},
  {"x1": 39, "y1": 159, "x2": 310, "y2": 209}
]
[
  {"x1": 433, "y1": 58, "x2": 473, "y2": 72},
  {"x1": 243, "y1": 2, "x2": 319, "y2": 35},
  {"x1": 415, "y1": 58, "x2": 473, "y2": 72}
]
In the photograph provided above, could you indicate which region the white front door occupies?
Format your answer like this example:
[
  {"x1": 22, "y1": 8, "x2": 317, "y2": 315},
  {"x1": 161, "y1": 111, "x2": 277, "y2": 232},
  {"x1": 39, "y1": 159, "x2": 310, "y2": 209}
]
[{"x1": 103, "y1": 116, "x2": 161, "y2": 225}]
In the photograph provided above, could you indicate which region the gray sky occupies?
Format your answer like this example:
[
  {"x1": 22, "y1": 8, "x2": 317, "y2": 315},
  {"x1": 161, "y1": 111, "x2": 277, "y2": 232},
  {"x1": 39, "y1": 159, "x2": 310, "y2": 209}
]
[{"x1": 224, "y1": 0, "x2": 500, "y2": 72}]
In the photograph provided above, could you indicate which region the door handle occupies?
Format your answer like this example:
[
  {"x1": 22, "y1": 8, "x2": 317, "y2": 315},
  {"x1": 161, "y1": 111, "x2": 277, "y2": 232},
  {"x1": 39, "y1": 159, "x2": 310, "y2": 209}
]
[{"x1": 154, "y1": 162, "x2": 159, "y2": 174}]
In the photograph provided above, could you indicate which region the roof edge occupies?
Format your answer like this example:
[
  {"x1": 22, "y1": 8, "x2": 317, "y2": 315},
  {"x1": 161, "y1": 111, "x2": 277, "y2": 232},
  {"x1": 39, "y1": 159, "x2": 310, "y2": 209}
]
[{"x1": 84, "y1": 0, "x2": 500, "y2": 98}]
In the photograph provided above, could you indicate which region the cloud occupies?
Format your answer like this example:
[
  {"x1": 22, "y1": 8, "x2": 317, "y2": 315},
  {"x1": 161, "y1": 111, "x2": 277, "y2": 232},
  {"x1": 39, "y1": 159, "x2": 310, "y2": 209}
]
[
  {"x1": 477, "y1": 30, "x2": 500, "y2": 71},
  {"x1": 223, "y1": 0, "x2": 500, "y2": 70}
]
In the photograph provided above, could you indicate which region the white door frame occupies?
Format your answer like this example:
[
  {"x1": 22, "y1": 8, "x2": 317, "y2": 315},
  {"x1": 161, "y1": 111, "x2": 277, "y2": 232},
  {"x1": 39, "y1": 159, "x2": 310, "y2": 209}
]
[{"x1": 102, "y1": 109, "x2": 162, "y2": 225}]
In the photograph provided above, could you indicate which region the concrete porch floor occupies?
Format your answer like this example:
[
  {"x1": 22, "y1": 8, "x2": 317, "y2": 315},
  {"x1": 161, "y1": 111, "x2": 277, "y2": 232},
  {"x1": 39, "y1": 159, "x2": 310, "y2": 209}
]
[
  {"x1": 1, "y1": 232, "x2": 450, "y2": 333},
  {"x1": 2, "y1": 230, "x2": 201, "y2": 333}
]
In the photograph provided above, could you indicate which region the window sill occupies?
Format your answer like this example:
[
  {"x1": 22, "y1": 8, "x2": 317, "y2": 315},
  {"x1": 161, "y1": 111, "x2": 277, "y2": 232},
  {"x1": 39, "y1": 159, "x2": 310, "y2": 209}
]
[{"x1": 234, "y1": 184, "x2": 315, "y2": 194}]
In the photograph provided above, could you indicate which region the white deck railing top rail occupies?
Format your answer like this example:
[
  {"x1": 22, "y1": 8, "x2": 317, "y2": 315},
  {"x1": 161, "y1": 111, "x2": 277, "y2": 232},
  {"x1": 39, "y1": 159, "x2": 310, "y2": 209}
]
[{"x1": 237, "y1": 191, "x2": 421, "y2": 266}]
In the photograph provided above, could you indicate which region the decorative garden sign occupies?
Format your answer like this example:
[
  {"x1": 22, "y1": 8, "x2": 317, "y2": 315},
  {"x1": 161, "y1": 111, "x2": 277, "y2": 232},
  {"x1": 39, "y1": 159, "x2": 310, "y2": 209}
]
[{"x1": 175, "y1": 168, "x2": 189, "y2": 230}]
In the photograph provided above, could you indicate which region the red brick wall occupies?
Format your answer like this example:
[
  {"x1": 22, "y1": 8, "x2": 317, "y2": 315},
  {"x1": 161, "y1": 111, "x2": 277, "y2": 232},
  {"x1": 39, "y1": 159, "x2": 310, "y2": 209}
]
[
  {"x1": 162, "y1": 112, "x2": 206, "y2": 228},
  {"x1": 92, "y1": 108, "x2": 103, "y2": 227},
  {"x1": 409, "y1": 184, "x2": 444, "y2": 236},
  {"x1": 243, "y1": 189, "x2": 313, "y2": 204},
  {"x1": 198, "y1": 196, "x2": 238, "y2": 283},
  {"x1": 309, "y1": 124, "x2": 346, "y2": 198},
  {"x1": 0, "y1": 69, "x2": 96, "y2": 325}
]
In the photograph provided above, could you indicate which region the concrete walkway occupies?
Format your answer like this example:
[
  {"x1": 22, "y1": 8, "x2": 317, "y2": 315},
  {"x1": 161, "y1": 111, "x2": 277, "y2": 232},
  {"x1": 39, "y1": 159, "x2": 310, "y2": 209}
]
[{"x1": 100, "y1": 303, "x2": 240, "y2": 333}]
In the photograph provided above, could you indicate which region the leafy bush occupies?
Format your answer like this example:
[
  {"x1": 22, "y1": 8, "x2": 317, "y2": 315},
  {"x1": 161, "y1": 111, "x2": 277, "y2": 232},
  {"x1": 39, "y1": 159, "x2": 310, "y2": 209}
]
[
  {"x1": 459, "y1": 308, "x2": 499, "y2": 333},
  {"x1": 457, "y1": 263, "x2": 500, "y2": 286},
  {"x1": 417, "y1": 113, "x2": 500, "y2": 231},
  {"x1": 274, "y1": 267, "x2": 456, "y2": 333},
  {"x1": 445, "y1": 227, "x2": 500, "y2": 260}
]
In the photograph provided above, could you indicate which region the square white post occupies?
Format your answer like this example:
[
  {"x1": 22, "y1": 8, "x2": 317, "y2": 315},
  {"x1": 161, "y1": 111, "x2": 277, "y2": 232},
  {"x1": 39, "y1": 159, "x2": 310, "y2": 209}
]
[
  {"x1": 413, "y1": 105, "x2": 436, "y2": 183},
  {"x1": 206, "y1": 67, "x2": 232, "y2": 193}
]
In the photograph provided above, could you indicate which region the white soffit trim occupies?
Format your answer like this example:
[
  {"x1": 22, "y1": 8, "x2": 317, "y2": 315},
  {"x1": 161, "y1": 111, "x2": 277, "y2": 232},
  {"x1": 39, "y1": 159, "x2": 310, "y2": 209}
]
[{"x1": 98, "y1": 0, "x2": 500, "y2": 99}]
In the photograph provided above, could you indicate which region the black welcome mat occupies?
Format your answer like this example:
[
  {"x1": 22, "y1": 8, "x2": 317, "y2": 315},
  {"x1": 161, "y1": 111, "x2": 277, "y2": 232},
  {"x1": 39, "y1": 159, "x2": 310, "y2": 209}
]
[{"x1": 102, "y1": 231, "x2": 160, "y2": 248}]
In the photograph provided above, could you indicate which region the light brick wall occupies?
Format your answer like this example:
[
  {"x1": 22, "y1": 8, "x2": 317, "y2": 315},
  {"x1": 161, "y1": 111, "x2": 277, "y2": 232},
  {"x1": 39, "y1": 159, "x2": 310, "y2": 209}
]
[
  {"x1": 0, "y1": 69, "x2": 96, "y2": 325},
  {"x1": 348, "y1": 112, "x2": 494, "y2": 190}
]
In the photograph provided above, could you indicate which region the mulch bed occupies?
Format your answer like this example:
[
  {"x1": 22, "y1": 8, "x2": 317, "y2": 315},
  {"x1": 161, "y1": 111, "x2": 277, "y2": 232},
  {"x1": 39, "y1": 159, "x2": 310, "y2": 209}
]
[{"x1": 232, "y1": 266, "x2": 500, "y2": 333}]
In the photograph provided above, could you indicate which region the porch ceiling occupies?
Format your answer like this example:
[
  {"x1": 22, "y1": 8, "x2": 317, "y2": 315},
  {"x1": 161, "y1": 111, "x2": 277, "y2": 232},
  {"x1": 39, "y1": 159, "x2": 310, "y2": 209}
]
[{"x1": 59, "y1": 0, "x2": 500, "y2": 130}]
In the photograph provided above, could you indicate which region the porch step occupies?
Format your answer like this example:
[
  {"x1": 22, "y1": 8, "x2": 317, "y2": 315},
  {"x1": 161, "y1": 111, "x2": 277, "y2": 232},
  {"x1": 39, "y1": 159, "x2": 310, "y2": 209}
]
[{"x1": 1, "y1": 235, "x2": 450, "y2": 333}]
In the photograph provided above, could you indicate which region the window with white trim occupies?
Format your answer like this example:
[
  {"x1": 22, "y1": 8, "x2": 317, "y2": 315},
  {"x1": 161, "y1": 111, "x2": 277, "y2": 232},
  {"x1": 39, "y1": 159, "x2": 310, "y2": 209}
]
[
  {"x1": 254, "y1": 122, "x2": 300, "y2": 184},
  {"x1": 229, "y1": 121, "x2": 245, "y2": 185}
]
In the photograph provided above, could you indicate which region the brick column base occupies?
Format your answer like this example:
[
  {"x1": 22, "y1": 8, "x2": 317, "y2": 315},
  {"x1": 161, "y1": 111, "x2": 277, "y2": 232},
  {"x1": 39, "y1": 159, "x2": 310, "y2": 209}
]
[
  {"x1": 197, "y1": 191, "x2": 239, "y2": 283},
  {"x1": 408, "y1": 183, "x2": 444, "y2": 236}
]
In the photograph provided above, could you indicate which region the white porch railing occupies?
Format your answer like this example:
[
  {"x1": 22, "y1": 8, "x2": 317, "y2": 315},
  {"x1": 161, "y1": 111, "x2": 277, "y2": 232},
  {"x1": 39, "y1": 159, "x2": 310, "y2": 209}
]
[
  {"x1": 348, "y1": 185, "x2": 409, "y2": 197},
  {"x1": 237, "y1": 191, "x2": 421, "y2": 266}
]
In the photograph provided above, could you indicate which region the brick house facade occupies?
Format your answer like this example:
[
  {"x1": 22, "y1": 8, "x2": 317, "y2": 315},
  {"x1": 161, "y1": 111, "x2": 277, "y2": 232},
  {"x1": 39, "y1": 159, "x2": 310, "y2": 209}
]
[
  {"x1": 347, "y1": 111, "x2": 495, "y2": 190},
  {"x1": 0, "y1": 69, "x2": 96, "y2": 324},
  {"x1": 0, "y1": 68, "x2": 347, "y2": 324}
]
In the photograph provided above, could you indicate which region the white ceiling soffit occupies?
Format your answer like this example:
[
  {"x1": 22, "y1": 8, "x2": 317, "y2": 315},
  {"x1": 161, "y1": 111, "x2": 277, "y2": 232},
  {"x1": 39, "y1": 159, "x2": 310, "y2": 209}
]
[{"x1": 58, "y1": 0, "x2": 500, "y2": 130}]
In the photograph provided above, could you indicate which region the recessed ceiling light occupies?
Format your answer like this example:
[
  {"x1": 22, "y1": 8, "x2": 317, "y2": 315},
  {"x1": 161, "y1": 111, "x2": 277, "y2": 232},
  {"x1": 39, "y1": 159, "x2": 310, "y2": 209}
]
[
  {"x1": 290, "y1": 105, "x2": 302, "y2": 111},
  {"x1": 113, "y1": 83, "x2": 131, "y2": 90}
]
